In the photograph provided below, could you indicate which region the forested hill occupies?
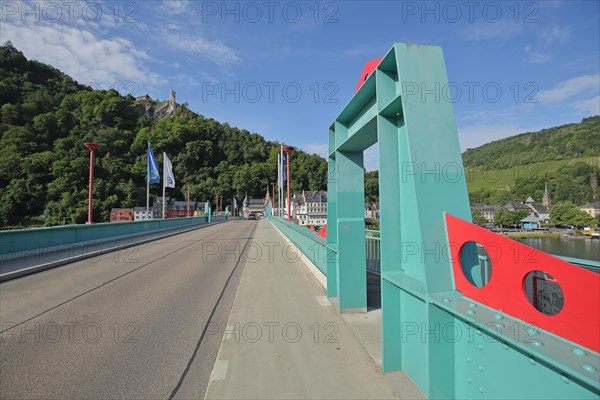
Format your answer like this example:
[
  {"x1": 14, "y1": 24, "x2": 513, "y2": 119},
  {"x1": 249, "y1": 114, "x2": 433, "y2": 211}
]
[
  {"x1": 0, "y1": 42, "x2": 327, "y2": 227},
  {"x1": 462, "y1": 116, "x2": 600, "y2": 169},
  {"x1": 464, "y1": 116, "x2": 600, "y2": 206}
]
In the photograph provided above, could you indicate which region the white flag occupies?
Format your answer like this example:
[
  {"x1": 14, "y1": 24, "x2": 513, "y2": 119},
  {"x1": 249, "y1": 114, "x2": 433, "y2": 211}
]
[{"x1": 163, "y1": 152, "x2": 175, "y2": 188}]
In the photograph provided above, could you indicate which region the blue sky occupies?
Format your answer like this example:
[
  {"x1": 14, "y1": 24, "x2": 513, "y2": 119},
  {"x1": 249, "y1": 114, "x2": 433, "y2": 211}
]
[{"x1": 2, "y1": 0, "x2": 599, "y2": 170}]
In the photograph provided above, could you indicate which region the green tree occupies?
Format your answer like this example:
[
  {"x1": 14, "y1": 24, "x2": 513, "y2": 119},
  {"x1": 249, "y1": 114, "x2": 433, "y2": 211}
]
[
  {"x1": 550, "y1": 201, "x2": 578, "y2": 225},
  {"x1": 472, "y1": 210, "x2": 488, "y2": 226}
]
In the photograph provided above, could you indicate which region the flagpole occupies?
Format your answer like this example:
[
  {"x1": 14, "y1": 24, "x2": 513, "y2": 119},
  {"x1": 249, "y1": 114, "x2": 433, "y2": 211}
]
[
  {"x1": 280, "y1": 145, "x2": 284, "y2": 218},
  {"x1": 162, "y1": 152, "x2": 166, "y2": 219},
  {"x1": 146, "y1": 143, "x2": 150, "y2": 217},
  {"x1": 277, "y1": 153, "x2": 280, "y2": 216},
  {"x1": 280, "y1": 152, "x2": 283, "y2": 216}
]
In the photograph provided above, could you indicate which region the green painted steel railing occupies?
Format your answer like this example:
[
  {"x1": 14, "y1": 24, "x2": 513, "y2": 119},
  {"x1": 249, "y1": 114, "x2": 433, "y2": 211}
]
[
  {"x1": 365, "y1": 230, "x2": 380, "y2": 275},
  {"x1": 269, "y1": 216, "x2": 328, "y2": 275},
  {"x1": 0, "y1": 216, "x2": 228, "y2": 256}
]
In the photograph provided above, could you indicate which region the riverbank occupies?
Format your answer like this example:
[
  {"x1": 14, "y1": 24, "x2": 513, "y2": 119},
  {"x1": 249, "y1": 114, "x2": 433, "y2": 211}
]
[{"x1": 505, "y1": 231, "x2": 561, "y2": 239}]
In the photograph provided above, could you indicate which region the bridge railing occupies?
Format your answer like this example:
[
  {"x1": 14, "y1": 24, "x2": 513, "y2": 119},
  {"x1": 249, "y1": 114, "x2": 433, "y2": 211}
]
[
  {"x1": 365, "y1": 230, "x2": 380, "y2": 275},
  {"x1": 269, "y1": 217, "x2": 327, "y2": 275},
  {"x1": 0, "y1": 216, "x2": 217, "y2": 257}
]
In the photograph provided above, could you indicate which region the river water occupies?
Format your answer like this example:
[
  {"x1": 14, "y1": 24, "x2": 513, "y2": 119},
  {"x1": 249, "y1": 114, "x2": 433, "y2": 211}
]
[{"x1": 516, "y1": 237, "x2": 599, "y2": 262}]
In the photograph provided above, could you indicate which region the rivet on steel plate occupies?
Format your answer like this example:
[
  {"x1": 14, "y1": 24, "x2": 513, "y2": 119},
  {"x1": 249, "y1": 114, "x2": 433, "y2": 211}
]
[
  {"x1": 582, "y1": 364, "x2": 597, "y2": 373},
  {"x1": 572, "y1": 348, "x2": 586, "y2": 357}
]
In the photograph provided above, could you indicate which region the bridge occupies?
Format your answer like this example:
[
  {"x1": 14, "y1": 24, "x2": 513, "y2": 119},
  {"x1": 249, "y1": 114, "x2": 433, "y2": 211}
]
[{"x1": 1, "y1": 43, "x2": 599, "y2": 400}]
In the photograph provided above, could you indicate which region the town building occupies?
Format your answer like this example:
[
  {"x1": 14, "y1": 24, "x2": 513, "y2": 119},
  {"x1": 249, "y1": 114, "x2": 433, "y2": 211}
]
[
  {"x1": 522, "y1": 188, "x2": 553, "y2": 221},
  {"x1": 365, "y1": 203, "x2": 380, "y2": 221},
  {"x1": 242, "y1": 195, "x2": 267, "y2": 218},
  {"x1": 503, "y1": 202, "x2": 531, "y2": 213},
  {"x1": 527, "y1": 203, "x2": 552, "y2": 221},
  {"x1": 288, "y1": 191, "x2": 328, "y2": 226},
  {"x1": 152, "y1": 197, "x2": 203, "y2": 218},
  {"x1": 580, "y1": 201, "x2": 600, "y2": 218},
  {"x1": 521, "y1": 214, "x2": 542, "y2": 230},
  {"x1": 133, "y1": 207, "x2": 153, "y2": 221},
  {"x1": 471, "y1": 204, "x2": 503, "y2": 223},
  {"x1": 542, "y1": 182, "x2": 551, "y2": 206},
  {"x1": 110, "y1": 208, "x2": 134, "y2": 222}
]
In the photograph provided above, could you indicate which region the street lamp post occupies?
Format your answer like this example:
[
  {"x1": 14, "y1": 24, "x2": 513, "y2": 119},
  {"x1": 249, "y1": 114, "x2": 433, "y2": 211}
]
[
  {"x1": 84, "y1": 143, "x2": 100, "y2": 224},
  {"x1": 282, "y1": 145, "x2": 295, "y2": 222},
  {"x1": 186, "y1": 182, "x2": 192, "y2": 217}
]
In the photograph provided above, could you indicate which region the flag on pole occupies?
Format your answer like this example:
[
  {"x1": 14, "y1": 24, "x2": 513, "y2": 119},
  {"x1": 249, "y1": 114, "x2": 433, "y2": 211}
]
[
  {"x1": 277, "y1": 153, "x2": 280, "y2": 189},
  {"x1": 281, "y1": 146, "x2": 286, "y2": 185},
  {"x1": 147, "y1": 143, "x2": 160, "y2": 184},
  {"x1": 163, "y1": 152, "x2": 175, "y2": 188}
]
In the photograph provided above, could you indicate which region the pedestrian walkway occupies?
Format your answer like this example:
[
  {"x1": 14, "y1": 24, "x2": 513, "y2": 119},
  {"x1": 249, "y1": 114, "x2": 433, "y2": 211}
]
[{"x1": 204, "y1": 221, "x2": 411, "y2": 399}]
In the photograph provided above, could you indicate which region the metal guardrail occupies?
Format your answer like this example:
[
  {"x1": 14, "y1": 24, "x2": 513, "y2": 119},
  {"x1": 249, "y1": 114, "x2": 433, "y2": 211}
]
[
  {"x1": 0, "y1": 216, "x2": 213, "y2": 256},
  {"x1": 365, "y1": 230, "x2": 380, "y2": 275},
  {"x1": 365, "y1": 229, "x2": 599, "y2": 277}
]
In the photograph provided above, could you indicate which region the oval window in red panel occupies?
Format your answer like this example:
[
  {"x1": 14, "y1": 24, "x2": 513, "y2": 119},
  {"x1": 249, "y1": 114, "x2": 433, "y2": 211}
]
[
  {"x1": 523, "y1": 271, "x2": 564, "y2": 316},
  {"x1": 459, "y1": 241, "x2": 492, "y2": 288}
]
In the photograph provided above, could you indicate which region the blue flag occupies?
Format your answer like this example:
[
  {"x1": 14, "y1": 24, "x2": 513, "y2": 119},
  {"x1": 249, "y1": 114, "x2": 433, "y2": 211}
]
[
  {"x1": 147, "y1": 143, "x2": 160, "y2": 184},
  {"x1": 281, "y1": 150, "x2": 286, "y2": 183}
]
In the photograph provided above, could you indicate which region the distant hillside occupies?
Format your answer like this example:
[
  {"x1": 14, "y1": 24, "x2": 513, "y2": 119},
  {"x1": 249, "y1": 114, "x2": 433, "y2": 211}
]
[
  {"x1": 462, "y1": 116, "x2": 600, "y2": 169},
  {"x1": 362, "y1": 118, "x2": 600, "y2": 207},
  {"x1": 0, "y1": 42, "x2": 327, "y2": 227},
  {"x1": 464, "y1": 117, "x2": 600, "y2": 205}
]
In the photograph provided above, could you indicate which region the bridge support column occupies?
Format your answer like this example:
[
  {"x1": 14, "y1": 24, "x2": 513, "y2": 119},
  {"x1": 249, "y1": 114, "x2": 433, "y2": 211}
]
[
  {"x1": 377, "y1": 114, "x2": 403, "y2": 371},
  {"x1": 326, "y1": 154, "x2": 338, "y2": 298},
  {"x1": 335, "y1": 150, "x2": 366, "y2": 312}
]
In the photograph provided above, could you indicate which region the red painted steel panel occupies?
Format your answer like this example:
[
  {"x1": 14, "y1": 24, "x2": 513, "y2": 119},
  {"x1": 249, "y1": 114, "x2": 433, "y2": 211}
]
[
  {"x1": 445, "y1": 213, "x2": 600, "y2": 352},
  {"x1": 354, "y1": 57, "x2": 383, "y2": 93}
]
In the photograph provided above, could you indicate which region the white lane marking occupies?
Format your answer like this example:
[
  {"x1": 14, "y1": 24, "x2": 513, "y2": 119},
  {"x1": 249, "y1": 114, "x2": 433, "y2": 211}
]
[
  {"x1": 210, "y1": 360, "x2": 229, "y2": 381},
  {"x1": 316, "y1": 296, "x2": 331, "y2": 306}
]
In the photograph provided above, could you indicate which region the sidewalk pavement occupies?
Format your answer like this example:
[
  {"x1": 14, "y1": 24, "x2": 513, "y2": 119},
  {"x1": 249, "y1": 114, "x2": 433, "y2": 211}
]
[{"x1": 204, "y1": 220, "x2": 411, "y2": 399}]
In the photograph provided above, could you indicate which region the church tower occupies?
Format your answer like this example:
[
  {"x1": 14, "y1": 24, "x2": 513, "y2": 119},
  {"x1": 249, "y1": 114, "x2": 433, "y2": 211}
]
[{"x1": 543, "y1": 182, "x2": 551, "y2": 206}]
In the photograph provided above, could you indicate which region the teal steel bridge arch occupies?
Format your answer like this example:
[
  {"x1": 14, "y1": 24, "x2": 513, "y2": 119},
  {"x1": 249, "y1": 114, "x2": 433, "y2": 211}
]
[{"x1": 326, "y1": 43, "x2": 599, "y2": 399}]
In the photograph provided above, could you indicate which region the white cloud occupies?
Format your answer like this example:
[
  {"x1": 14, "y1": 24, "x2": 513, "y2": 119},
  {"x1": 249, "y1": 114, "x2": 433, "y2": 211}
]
[
  {"x1": 524, "y1": 45, "x2": 550, "y2": 64},
  {"x1": 159, "y1": 0, "x2": 192, "y2": 16},
  {"x1": 537, "y1": 74, "x2": 600, "y2": 102},
  {"x1": 539, "y1": 25, "x2": 570, "y2": 45},
  {"x1": 573, "y1": 96, "x2": 600, "y2": 116},
  {"x1": 523, "y1": 25, "x2": 570, "y2": 64},
  {"x1": 461, "y1": 20, "x2": 526, "y2": 41},
  {"x1": 163, "y1": 31, "x2": 241, "y2": 67},
  {"x1": 1, "y1": 22, "x2": 163, "y2": 88}
]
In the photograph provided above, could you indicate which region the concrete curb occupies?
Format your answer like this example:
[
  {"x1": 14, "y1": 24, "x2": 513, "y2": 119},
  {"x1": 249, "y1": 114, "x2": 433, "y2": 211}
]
[
  {"x1": 269, "y1": 221, "x2": 327, "y2": 290},
  {"x1": 0, "y1": 220, "x2": 227, "y2": 283}
]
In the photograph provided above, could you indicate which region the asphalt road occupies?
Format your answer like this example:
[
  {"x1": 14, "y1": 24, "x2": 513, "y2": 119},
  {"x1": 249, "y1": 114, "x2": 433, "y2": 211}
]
[{"x1": 0, "y1": 220, "x2": 257, "y2": 399}]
